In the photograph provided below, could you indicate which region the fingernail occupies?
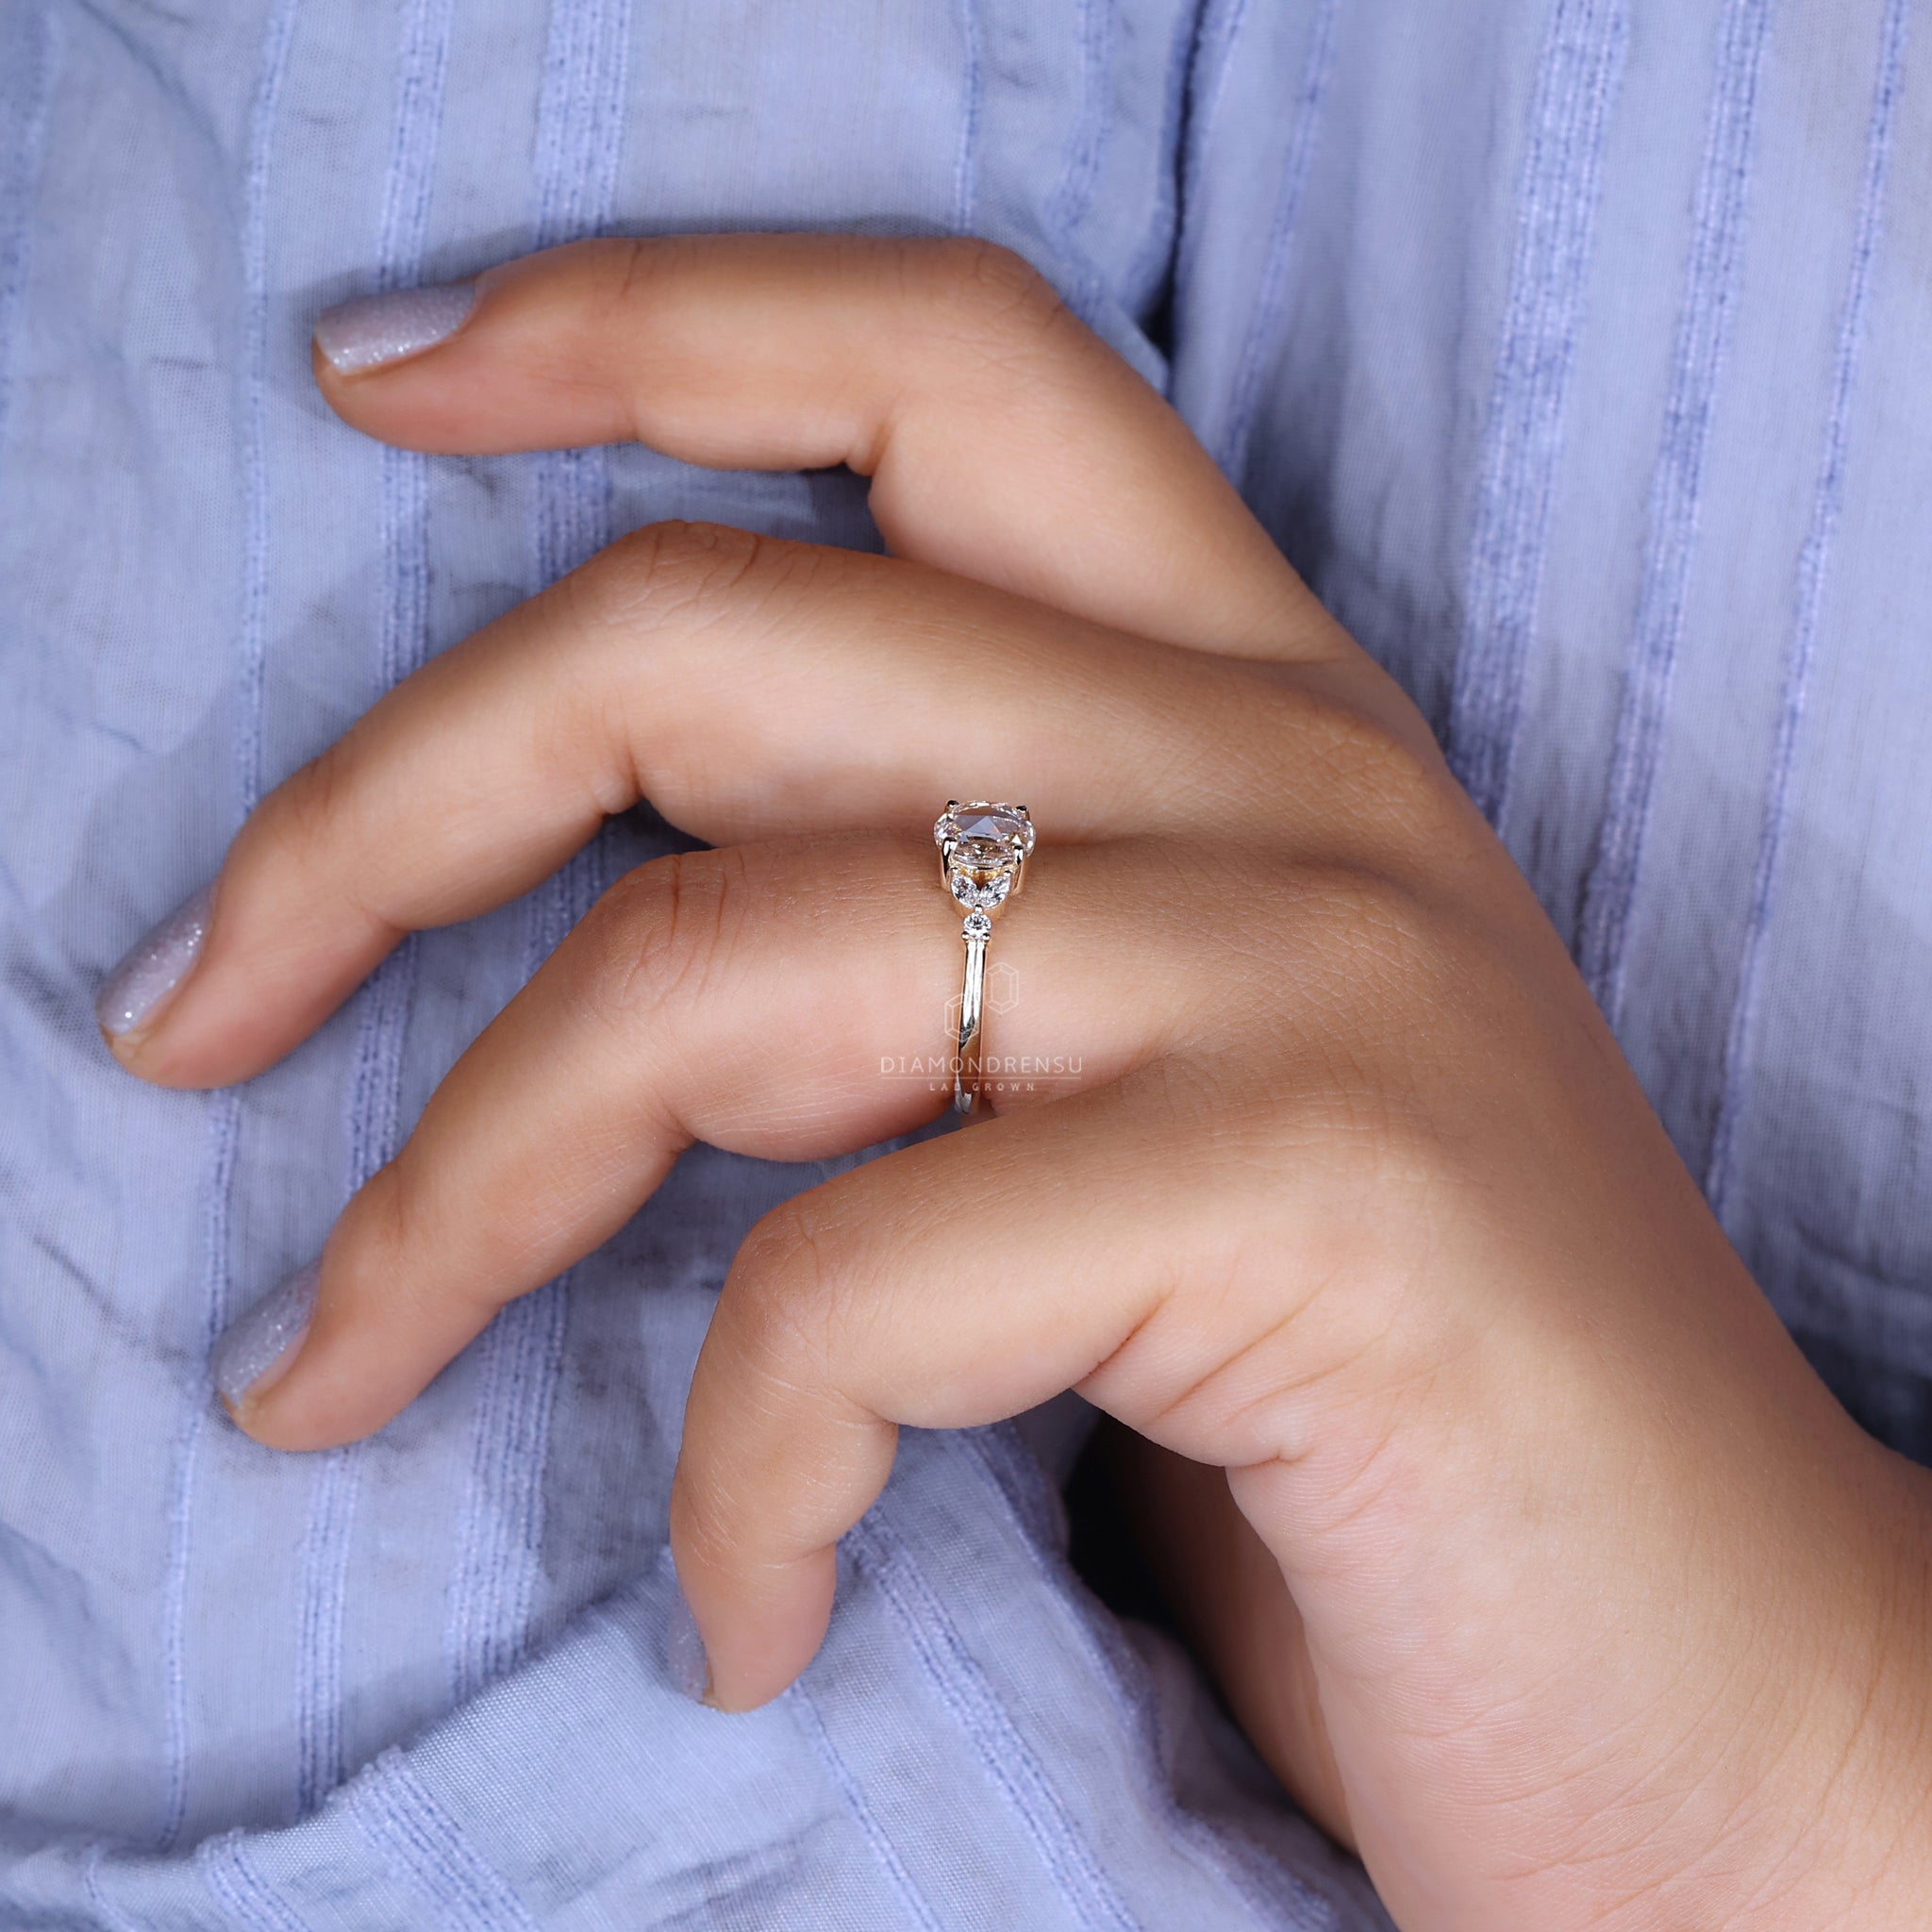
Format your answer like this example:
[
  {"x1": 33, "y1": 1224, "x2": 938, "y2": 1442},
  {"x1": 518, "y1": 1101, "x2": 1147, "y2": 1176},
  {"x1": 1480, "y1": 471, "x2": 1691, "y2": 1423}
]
[
  {"x1": 666, "y1": 1583, "x2": 716, "y2": 1707},
  {"x1": 314, "y1": 280, "x2": 475, "y2": 374},
  {"x1": 212, "y1": 1259, "x2": 319, "y2": 1419},
  {"x1": 96, "y1": 885, "x2": 213, "y2": 1040}
]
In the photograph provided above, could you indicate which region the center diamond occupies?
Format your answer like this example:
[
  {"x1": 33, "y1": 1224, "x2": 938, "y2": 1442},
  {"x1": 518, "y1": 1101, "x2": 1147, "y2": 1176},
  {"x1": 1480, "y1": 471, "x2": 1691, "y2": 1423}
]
[
  {"x1": 954, "y1": 805, "x2": 1025, "y2": 844},
  {"x1": 934, "y1": 802, "x2": 1035, "y2": 863}
]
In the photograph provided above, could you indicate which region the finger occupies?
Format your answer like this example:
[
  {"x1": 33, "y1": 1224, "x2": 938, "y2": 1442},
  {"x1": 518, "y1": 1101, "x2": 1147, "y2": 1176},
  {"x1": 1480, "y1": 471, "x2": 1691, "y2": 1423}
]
[
  {"x1": 110, "y1": 528, "x2": 1444, "y2": 1091},
  {"x1": 228, "y1": 832, "x2": 1237, "y2": 1456},
  {"x1": 669, "y1": 1067, "x2": 1310, "y2": 1710},
  {"x1": 314, "y1": 234, "x2": 1338, "y2": 661}
]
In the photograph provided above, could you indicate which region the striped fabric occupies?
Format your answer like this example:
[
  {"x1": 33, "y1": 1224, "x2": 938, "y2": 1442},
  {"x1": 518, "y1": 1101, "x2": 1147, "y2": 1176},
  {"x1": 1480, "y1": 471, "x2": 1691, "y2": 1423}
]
[{"x1": 1, "y1": 1, "x2": 1927, "y2": 1924}]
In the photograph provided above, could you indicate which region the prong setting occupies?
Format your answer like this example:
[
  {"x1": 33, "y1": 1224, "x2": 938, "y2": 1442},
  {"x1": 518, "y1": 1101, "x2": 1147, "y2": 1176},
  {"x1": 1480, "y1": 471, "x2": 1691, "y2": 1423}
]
[{"x1": 934, "y1": 801, "x2": 1032, "y2": 911}]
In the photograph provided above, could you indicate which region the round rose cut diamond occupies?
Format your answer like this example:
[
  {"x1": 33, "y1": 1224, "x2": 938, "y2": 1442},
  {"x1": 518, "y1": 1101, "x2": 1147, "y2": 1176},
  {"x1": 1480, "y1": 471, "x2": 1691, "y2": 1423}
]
[{"x1": 935, "y1": 801, "x2": 1033, "y2": 910}]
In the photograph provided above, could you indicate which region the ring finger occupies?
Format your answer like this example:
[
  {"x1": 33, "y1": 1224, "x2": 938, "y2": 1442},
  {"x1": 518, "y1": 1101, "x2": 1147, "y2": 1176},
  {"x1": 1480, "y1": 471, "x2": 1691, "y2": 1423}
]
[{"x1": 225, "y1": 827, "x2": 1261, "y2": 1453}]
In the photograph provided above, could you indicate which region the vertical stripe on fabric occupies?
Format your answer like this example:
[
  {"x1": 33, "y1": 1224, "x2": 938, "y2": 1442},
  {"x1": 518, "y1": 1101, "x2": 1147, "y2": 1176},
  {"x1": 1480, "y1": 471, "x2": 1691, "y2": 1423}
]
[
  {"x1": 0, "y1": 2, "x2": 58, "y2": 454},
  {"x1": 789, "y1": 1684, "x2": 948, "y2": 1932},
  {"x1": 296, "y1": 936, "x2": 420, "y2": 1810},
  {"x1": 80, "y1": 1846, "x2": 154, "y2": 1932},
  {"x1": 442, "y1": 0, "x2": 634, "y2": 1710},
  {"x1": 233, "y1": 1, "x2": 304, "y2": 826},
  {"x1": 851, "y1": 1513, "x2": 1144, "y2": 1932},
  {"x1": 161, "y1": 1088, "x2": 242, "y2": 1849},
  {"x1": 1170, "y1": 0, "x2": 1250, "y2": 307},
  {"x1": 443, "y1": 1277, "x2": 570, "y2": 1703},
  {"x1": 1575, "y1": 0, "x2": 1775, "y2": 1028},
  {"x1": 952, "y1": 0, "x2": 984, "y2": 235},
  {"x1": 293, "y1": 1444, "x2": 358, "y2": 1812},
  {"x1": 294, "y1": 0, "x2": 457, "y2": 1819},
  {"x1": 349, "y1": 1752, "x2": 541, "y2": 1932},
  {"x1": 532, "y1": 0, "x2": 632, "y2": 251},
  {"x1": 1218, "y1": 0, "x2": 1339, "y2": 479},
  {"x1": 1118, "y1": 0, "x2": 1202, "y2": 330},
  {"x1": 1446, "y1": 0, "x2": 1629, "y2": 825},
  {"x1": 161, "y1": 0, "x2": 301, "y2": 1849},
  {"x1": 196, "y1": 1835, "x2": 319, "y2": 1932},
  {"x1": 1707, "y1": 0, "x2": 1911, "y2": 1218},
  {"x1": 1043, "y1": 0, "x2": 1117, "y2": 322},
  {"x1": 528, "y1": 0, "x2": 630, "y2": 587}
]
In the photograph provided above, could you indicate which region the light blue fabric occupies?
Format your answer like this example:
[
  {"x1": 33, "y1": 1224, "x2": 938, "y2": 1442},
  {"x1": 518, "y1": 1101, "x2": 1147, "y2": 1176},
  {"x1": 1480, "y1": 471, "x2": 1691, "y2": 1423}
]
[{"x1": 1, "y1": 0, "x2": 1927, "y2": 1924}]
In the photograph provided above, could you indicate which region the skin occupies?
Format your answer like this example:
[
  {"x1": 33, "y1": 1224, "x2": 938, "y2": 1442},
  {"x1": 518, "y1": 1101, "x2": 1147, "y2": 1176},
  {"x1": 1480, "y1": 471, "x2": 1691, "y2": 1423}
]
[{"x1": 104, "y1": 236, "x2": 1932, "y2": 1928}]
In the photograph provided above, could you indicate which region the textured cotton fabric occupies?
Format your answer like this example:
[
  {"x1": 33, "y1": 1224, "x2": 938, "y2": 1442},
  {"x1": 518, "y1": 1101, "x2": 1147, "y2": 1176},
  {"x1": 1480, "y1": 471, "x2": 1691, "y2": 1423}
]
[{"x1": 1, "y1": 0, "x2": 1928, "y2": 1924}]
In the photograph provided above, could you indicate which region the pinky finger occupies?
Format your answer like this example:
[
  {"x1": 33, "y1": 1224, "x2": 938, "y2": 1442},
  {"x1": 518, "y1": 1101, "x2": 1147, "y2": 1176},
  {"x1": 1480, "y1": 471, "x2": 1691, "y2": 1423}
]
[{"x1": 668, "y1": 1071, "x2": 1285, "y2": 1712}]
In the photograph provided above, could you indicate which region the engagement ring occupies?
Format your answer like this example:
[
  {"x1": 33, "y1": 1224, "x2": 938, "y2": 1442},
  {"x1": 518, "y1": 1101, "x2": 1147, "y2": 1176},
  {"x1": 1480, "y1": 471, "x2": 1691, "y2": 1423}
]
[{"x1": 934, "y1": 801, "x2": 1034, "y2": 1115}]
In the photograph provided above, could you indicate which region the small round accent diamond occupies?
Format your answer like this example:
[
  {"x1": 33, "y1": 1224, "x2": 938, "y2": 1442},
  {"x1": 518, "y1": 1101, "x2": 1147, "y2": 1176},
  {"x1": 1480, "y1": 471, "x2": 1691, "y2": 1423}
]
[{"x1": 962, "y1": 911, "x2": 992, "y2": 940}]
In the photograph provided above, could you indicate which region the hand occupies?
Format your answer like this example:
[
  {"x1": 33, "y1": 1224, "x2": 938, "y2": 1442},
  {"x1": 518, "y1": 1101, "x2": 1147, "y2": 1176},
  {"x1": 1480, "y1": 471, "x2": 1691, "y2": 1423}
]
[{"x1": 101, "y1": 236, "x2": 1932, "y2": 1929}]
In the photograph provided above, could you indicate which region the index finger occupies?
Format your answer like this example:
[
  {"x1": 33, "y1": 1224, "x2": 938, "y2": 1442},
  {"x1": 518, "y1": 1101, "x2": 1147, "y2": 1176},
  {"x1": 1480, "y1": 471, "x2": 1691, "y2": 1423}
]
[{"x1": 313, "y1": 234, "x2": 1337, "y2": 663}]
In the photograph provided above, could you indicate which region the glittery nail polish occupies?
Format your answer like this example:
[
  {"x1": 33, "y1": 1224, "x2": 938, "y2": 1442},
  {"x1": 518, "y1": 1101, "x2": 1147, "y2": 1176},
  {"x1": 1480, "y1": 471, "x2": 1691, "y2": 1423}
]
[
  {"x1": 95, "y1": 885, "x2": 212, "y2": 1039},
  {"x1": 211, "y1": 1260, "x2": 318, "y2": 1416},
  {"x1": 313, "y1": 281, "x2": 476, "y2": 374}
]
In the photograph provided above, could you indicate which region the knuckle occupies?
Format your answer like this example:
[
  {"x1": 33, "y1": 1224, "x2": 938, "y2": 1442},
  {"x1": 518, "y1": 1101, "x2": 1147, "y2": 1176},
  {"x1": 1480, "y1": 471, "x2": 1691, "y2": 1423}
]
[
  {"x1": 734, "y1": 1195, "x2": 832, "y2": 1306},
  {"x1": 335, "y1": 1157, "x2": 502, "y2": 1325},
  {"x1": 727, "y1": 1197, "x2": 846, "y2": 1371},
  {"x1": 339, "y1": 1159, "x2": 412, "y2": 1280},
  {"x1": 914, "y1": 237, "x2": 1074, "y2": 363},
  {"x1": 1297, "y1": 862, "x2": 1439, "y2": 977},
  {"x1": 1293, "y1": 866, "x2": 1469, "y2": 1070},
  {"x1": 567, "y1": 519, "x2": 787, "y2": 637},
  {"x1": 253, "y1": 733, "x2": 386, "y2": 923},
  {"x1": 604, "y1": 232, "x2": 671, "y2": 317},
  {"x1": 272, "y1": 735, "x2": 355, "y2": 855},
  {"x1": 1275, "y1": 680, "x2": 1462, "y2": 852},
  {"x1": 1186, "y1": 855, "x2": 1464, "y2": 1141},
  {"x1": 577, "y1": 846, "x2": 756, "y2": 1026},
  {"x1": 928, "y1": 235, "x2": 1052, "y2": 307},
  {"x1": 624, "y1": 516, "x2": 767, "y2": 591}
]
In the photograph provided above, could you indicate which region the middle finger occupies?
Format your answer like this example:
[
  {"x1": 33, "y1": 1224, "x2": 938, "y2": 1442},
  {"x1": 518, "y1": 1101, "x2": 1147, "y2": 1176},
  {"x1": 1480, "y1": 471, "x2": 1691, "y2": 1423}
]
[{"x1": 116, "y1": 532, "x2": 1412, "y2": 1090}]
